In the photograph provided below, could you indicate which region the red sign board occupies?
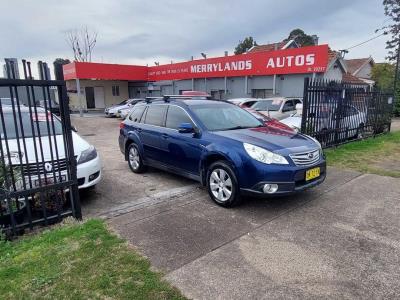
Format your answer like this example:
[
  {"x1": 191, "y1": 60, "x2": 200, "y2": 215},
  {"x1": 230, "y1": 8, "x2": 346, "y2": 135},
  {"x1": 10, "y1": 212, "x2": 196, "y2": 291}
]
[
  {"x1": 148, "y1": 45, "x2": 328, "y2": 81},
  {"x1": 63, "y1": 62, "x2": 148, "y2": 81},
  {"x1": 63, "y1": 45, "x2": 328, "y2": 82}
]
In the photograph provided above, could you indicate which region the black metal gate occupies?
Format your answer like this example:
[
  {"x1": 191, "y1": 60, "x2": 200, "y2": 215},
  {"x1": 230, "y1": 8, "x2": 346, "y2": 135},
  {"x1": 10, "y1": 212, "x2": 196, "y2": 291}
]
[
  {"x1": 0, "y1": 60, "x2": 81, "y2": 238},
  {"x1": 301, "y1": 78, "x2": 394, "y2": 148}
]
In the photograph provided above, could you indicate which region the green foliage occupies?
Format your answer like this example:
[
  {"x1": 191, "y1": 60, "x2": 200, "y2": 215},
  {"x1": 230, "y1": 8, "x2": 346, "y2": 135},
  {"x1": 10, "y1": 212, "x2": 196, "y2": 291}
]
[
  {"x1": 286, "y1": 28, "x2": 316, "y2": 46},
  {"x1": 382, "y1": 0, "x2": 400, "y2": 61},
  {"x1": 53, "y1": 58, "x2": 71, "y2": 65},
  {"x1": 234, "y1": 36, "x2": 257, "y2": 55},
  {"x1": 371, "y1": 63, "x2": 400, "y2": 116},
  {"x1": 371, "y1": 63, "x2": 395, "y2": 90},
  {"x1": 0, "y1": 219, "x2": 186, "y2": 299}
]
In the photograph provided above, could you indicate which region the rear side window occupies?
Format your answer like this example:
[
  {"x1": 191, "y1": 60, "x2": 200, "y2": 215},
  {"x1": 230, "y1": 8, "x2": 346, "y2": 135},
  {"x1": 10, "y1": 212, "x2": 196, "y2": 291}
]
[
  {"x1": 144, "y1": 105, "x2": 167, "y2": 127},
  {"x1": 129, "y1": 105, "x2": 146, "y2": 122},
  {"x1": 166, "y1": 106, "x2": 193, "y2": 129}
]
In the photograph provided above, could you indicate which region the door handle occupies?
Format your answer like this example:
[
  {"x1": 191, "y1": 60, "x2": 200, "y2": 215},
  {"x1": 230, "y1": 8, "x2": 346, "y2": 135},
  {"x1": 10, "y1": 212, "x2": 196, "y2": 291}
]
[{"x1": 162, "y1": 133, "x2": 169, "y2": 139}]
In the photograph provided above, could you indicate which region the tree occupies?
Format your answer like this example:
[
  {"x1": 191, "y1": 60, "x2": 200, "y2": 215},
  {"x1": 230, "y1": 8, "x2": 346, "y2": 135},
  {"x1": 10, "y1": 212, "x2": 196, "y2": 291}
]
[
  {"x1": 234, "y1": 37, "x2": 257, "y2": 55},
  {"x1": 66, "y1": 26, "x2": 97, "y2": 62},
  {"x1": 372, "y1": 63, "x2": 400, "y2": 116},
  {"x1": 372, "y1": 63, "x2": 395, "y2": 90},
  {"x1": 380, "y1": 1, "x2": 400, "y2": 116},
  {"x1": 53, "y1": 58, "x2": 71, "y2": 65},
  {"x1": 285, "y1": 29, "x2": 316, "y2": 46},
  {"x1": 53, "y1": 58, "x2": 71, "y2": 80},
  {"x1": 381, "y1": 0, "x2": 400, "y2": 61}
]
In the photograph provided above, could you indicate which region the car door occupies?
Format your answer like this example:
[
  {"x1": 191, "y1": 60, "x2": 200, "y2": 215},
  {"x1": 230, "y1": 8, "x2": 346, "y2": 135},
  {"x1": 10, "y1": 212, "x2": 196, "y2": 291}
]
[
  {"x1": 120, "y1": 105, "x2": 146, "y2": 150},
  {"x1": 162, "y1": 105, "x2": 203, "y2": 175},
  {"x1": 140, "y1": 104, "x2": 168, "y2": 162}
]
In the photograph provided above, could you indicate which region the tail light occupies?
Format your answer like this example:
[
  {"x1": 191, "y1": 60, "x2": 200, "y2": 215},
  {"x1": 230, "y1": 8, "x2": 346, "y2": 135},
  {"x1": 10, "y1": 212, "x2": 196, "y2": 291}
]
[{"x1": 119, "y1": 122, "x2": 125, "y2": 129}]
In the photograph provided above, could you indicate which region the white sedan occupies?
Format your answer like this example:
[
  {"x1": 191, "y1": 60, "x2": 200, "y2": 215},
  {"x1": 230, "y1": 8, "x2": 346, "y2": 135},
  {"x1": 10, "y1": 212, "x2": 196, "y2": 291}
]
[
  {"x1": 251, "y1": 97, "x2": 302, "y2": 120},
  {"x1": 105, "y1": 98, "x2": 143, "y2": 117},
  {"x1": 1, "y1": 107, "x2": 101, "y2": 191},
  {"x1": 280, "y1": 103, "x2": 367, "y2": 140}
]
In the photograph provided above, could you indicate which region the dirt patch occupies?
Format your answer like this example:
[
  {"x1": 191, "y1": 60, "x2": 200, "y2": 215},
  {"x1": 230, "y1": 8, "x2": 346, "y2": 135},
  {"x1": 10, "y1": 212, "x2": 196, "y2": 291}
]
[{"x1": 371, "y1": 159, "x2": 400, "y2": 173}]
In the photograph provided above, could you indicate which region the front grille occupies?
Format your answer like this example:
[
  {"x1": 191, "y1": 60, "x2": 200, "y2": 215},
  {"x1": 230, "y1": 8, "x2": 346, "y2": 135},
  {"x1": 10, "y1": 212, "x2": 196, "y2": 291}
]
[
  {"x1": 289, "y1": 149, "x2": 320, "y2": 166},
  {"x1": 21, "y1": 158, "x2": 68, "y2": 176}
]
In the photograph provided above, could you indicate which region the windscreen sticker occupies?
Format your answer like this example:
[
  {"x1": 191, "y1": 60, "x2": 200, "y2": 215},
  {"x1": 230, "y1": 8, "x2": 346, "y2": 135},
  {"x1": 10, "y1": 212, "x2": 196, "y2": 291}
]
[{"x1": 31, "y1": 113, "x2": 51, "y2": 122}]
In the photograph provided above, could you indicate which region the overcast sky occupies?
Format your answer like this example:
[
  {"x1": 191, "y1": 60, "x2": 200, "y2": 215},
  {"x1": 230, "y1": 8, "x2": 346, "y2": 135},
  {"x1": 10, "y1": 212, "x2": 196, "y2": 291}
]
[{"x1": 0, "y1": 0, "x2": 391, "y2": 72}]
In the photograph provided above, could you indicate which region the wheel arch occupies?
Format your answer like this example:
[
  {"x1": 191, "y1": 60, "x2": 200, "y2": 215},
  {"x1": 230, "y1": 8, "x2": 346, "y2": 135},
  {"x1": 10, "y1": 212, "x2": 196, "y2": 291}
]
[
  {"x1": 200, "y1": 152, "x2": 237, "y2": 186},
  {"x1": 124, "y1": 132, "x2": 143, "y2": 161}
]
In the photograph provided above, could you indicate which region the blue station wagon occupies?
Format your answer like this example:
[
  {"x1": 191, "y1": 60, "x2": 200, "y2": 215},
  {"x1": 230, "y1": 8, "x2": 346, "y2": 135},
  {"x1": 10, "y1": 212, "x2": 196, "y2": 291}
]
[{"x1": 119, "y1": 97, "x2": 326, "y2": 207}]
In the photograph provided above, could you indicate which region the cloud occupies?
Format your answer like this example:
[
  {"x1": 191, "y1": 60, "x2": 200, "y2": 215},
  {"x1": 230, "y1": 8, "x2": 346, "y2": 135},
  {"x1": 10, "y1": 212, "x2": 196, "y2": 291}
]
[{"x1": 0, "y1": 0, "x2": 389, "y2": 69}]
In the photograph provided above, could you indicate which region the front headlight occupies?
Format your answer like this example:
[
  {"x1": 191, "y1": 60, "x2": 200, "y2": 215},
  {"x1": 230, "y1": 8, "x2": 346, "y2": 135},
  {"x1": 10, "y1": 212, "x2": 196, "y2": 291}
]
[
  {"x1": 78, "y1": 146, "x2": 97, "y2": 164},
  {"x1": 243, "y1": 143, "x2": 289, "y2": 165}
]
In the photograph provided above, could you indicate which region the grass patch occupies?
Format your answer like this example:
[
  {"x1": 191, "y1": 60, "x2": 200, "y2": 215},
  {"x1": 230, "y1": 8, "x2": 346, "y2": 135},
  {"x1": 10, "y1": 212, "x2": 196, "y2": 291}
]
[
  {"x1": 324, "y1": 131, "x2": 400, "y2": 177},
  {"x1": 0, "y1": 219, "x2": 186, "y2": 300}
]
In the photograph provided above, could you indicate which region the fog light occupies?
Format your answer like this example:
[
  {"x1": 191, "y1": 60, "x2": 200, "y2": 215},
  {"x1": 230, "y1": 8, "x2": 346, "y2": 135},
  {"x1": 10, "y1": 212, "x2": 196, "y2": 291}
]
[
  {"x1": 263, "y1": 184, "x2": 278, "y2": 194},
  {"x1": 89, "y1": 171, "x2": 100, "y2": 182}
]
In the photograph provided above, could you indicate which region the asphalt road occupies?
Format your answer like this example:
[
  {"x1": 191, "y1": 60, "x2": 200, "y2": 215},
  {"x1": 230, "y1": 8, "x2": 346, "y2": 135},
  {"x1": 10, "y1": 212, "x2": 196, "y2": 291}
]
[{"x1": 72, "y1": 114, "x2": 400, "y2": 299}]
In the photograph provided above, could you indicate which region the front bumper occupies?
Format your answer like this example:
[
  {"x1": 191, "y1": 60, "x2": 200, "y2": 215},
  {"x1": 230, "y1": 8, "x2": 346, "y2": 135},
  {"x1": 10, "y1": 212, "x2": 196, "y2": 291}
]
[
  {"x1": 76, "y1": 155, "x2": 102, "y2": 189},
  {"x1": 105, "y1": 112, "x2": 116, "y2": 117},
  {"x1": 239, "y1": 161, "x2": 326, "y2": 197}
]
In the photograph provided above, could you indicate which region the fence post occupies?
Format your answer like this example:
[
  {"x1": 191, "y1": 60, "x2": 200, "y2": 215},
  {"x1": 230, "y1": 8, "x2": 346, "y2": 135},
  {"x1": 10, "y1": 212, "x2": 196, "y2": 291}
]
[
  {"x1": 301, "y1": 77, "x2": 310, "y2": 134},
  {"x1": 58, "y1": 84, "x2": 82, "y2": 220}
]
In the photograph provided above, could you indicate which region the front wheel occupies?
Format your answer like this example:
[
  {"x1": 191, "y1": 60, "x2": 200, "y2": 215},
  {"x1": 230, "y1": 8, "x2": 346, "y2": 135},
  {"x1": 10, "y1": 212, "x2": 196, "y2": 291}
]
[
  {"x1": 128, "y1": 143, "x2": 146, "y2": 173},
  {"x1": 206, "y1": 161, "x2": 241, "y2": 208},
  {"x1": 355, "y1": 124, "x2": 365, "y2": 139}
]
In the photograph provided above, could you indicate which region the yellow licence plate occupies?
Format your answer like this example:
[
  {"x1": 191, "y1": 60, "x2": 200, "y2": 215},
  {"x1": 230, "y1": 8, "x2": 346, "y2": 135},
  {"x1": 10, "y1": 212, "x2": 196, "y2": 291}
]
[{"x1": 305, "y1": 167, "x2": 320, "y2": 181}]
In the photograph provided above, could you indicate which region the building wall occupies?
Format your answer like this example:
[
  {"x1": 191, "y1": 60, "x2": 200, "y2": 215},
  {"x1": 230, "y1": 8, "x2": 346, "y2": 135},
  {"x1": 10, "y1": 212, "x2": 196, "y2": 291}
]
[
  {"x1": 323, "y1": 63, "x2": 344, "y2": 81},
  {"x1": 153, "y1": 73, "x2": 327, "y2": 99},
  {"x1": 66, "y1": 79, "x2": 129, "y2": 110},
  {"x1": 355, "y1": 62, "x2": 372, "y2": 79}
]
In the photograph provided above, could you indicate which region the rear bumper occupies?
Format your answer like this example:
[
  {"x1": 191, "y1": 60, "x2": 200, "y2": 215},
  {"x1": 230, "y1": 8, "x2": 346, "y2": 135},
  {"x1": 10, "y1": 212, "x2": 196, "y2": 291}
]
[{"x1": 240, "y1": 162, "x2": 326, "y2": 197}]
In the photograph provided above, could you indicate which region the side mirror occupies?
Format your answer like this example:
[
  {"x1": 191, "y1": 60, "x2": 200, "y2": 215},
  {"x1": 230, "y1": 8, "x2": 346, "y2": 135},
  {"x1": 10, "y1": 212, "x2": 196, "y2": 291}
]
[
  {"x1": 178, "y1": 122, "x2": 194, "y2": 133},
  {"x1": 71, "y1": 126, "x2": 78, "y2": 132}
]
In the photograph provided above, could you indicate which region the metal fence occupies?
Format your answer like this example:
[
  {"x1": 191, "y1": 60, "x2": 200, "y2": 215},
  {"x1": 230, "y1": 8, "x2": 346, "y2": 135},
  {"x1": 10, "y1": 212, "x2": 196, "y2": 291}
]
[
  {"x1": 0, "y1": 60, "x2": 81, "y2": 238},
  {"x1": 301, "y1": 78, "x2": 394, "y2": 148}
]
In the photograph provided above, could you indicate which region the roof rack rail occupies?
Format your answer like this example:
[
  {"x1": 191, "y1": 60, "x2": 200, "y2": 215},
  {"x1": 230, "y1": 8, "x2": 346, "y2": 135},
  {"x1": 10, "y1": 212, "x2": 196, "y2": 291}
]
[{"x1": 145, "y1": 96, "x2": 162, "y2": 103}]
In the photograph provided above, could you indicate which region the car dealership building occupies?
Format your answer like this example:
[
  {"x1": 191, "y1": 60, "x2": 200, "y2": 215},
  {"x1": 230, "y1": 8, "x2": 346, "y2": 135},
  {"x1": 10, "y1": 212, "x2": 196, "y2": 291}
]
[{"x1": 63, "y1": 41, "x2": 351, "y2": 111}]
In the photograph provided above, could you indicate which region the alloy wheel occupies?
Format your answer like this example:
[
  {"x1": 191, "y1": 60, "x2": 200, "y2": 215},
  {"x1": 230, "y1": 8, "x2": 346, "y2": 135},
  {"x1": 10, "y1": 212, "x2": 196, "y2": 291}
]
[
  {"x1": 209, "y1": 168, "x2": 233, "y2": 202},
  {"x1": 129, "y1": 146, "x2": 140, "y2": 170}
]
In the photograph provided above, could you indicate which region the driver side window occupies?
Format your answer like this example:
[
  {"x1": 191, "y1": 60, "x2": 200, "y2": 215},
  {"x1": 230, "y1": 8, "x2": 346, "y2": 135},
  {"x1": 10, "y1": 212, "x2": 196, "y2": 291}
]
[{"x1": 282, "y1": 100, "x2": 295, "y2": 112}]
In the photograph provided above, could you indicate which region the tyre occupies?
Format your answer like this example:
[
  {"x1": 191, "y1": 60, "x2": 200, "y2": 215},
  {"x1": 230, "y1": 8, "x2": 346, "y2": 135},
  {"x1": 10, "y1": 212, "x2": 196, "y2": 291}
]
[
  {"x1": 127, "y1": 143, "x2": 146, "y2": 173},
  {"x1": 355, "y1": 123, "x2": 365, "y2": 139},
  {"x1": 206, "y1": 161, "x2": 241, "y2": 207}
]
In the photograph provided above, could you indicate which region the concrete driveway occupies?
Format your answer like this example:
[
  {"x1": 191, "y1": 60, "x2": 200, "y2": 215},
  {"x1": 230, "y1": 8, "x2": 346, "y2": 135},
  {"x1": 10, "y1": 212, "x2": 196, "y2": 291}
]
[{"x1": 73, "y1": 115, "x2": 400, "y2": 299}]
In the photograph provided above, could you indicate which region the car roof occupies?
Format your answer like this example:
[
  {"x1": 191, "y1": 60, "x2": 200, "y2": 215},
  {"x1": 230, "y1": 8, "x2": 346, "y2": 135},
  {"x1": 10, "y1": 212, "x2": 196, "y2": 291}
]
[
  {"x1": 1, "y1": 106, "x2": 46, "y2": 113},
  {"x1": 141, "y1": 98, "x2": 230, "y2": 107}
]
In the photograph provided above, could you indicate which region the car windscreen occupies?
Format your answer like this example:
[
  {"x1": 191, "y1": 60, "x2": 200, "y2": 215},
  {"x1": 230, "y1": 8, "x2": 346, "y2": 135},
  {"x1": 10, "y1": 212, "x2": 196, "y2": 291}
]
[
  {"x1": 0, "y1": 112, "x2": 63, "y2": 139},
  {"x1": 1, "y1": 98, "x2": 13, "y2": 106},
  {"x1": 118, "y1": 99, "x2": 128, "y2": 105},
  {"x1": 251, "y1": 99, "x2": 282, "y2": 111},
  {"x1": 191, "y1": 103, "x2": 262, "y2": 131}
]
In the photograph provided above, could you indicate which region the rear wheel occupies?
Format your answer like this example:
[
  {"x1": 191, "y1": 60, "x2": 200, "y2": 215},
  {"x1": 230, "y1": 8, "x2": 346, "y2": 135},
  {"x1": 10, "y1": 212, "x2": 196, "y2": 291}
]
[
  {"x1": 206, "y1": 161, "x2": 241, "y2": 207},
  {"x1": 128, "y1": 143, "x2": 146, "y2": 173}
]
